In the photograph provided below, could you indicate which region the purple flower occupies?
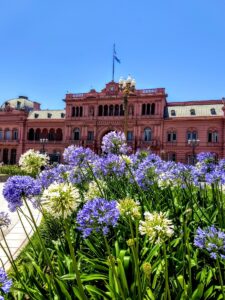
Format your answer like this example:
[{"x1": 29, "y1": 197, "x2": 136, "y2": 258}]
[
  {"x1": 3, "y1": 176, "x2": 41, "y2": 212},
  {"x1": 63, "y1": 145, "x2": 97, "y2": 167},
  {"x1": 194, "y1": 226, "x2": 225, "y2": 260},
  {"x1": 0, "y1": 268, "x2": 12, "y2": 294},
  {"x1": 77, "y1": 198, "x2": 120, "y2": 238},
  {"x1": 38, "y1": 164, "x2": 71, "y2": 188},
  {"x1": 101, "y1": 131, "x2": 131, "y2": 155},
  {"x1": 0, "y1": 212, "x2": 11, "y2": 229},
  {"x1": 93, "y1": 154, "x2": 127, "y2": 177}
]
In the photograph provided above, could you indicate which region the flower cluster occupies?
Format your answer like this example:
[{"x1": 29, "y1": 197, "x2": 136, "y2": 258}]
[
  {"x1": 117, "y1": 197, "x2": 141, "y2": 220},
  {"x1": 77, "y1": 198, "x2": 120, "y2": 237},
  {"x1": 42, "y1": 182, "x2": 81, "y2": 218},
  {"x1": 101, "y1": 131, "x2": 130, "y2": 155},
  {"x1": 19, "y1": 149, "x2": 49, "y2": 175},
  {"x1": 3, "y1": 176, "x2": 41, "y2": 212},
  {"x1": 194, "y1": 226, "x2": 225, "y2": 259},
  {"x1": 38, "y1": 164, "x2": 71, "y2": 188},
  {"x1": 0, "y1": 212, "x2": 11, "y2": 229},
  {"x1": 0, "y1": 268, "x2": 12, "y2": 296},
  {"x1": 93, "y1": 154, "x2": 127, "y2": 177},
  {"x1": 63, "y1": 145, "x2": 96, "y2": 167},
  {"x1": 139, "y1": 211, "x2": 174, "y2": 244}
]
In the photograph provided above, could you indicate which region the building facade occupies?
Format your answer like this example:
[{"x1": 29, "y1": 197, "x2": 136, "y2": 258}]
[{"x1": 0, "y1": 81, "x2": 225, "y2": 164}]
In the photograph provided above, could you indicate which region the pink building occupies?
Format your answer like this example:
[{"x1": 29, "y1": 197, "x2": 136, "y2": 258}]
[{"x1": 0, "y1": 82, "x2": 224, "y2": 164}]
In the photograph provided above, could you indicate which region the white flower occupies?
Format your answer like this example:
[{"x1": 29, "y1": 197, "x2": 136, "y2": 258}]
[
  {"x1": 84, "y1": 180, "x2": 105, "y2": 202},
  {"x1": 42, "y1": 182, "x2": 81, "y2": 218},
  {"x1": 19, "y1": 149, "x2": 49, "y2": 174},
  {"x1": 139, "y1": 211, "x2": 174, "y2": 244},
  {"x1": 117, "y1": 198, "x2": 141, "y2": 220}
]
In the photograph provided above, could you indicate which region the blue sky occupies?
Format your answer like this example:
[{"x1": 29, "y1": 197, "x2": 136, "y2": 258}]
[{"x1": 1, "y1": 0, "x2": 225, "y2": 109}]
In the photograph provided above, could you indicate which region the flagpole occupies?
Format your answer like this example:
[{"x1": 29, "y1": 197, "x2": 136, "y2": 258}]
[{"x1": 112, "y1": 43, "x2": 115, "y2": 82}]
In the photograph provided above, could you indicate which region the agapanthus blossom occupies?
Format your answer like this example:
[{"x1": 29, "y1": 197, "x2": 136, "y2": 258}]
[
  {"x1": 3, "y1": 176, "x2": 41, "y2": 212},
  {"x1": 117, "y1": 197, "x2": 141, "y2": 220},
  {"x1": 101, "y1": 131, "x2": 131, "y2": 155},
  {"x1": 0, "y1": 212, "x2": 11, "y2": 229},
  {"x1": 63, "y1": 145, "x2": 97, "y2": 167},
  {"x1": 139, "y1": 211, "x2": 174, "y2": 244},
  {"x1": 38, "y1": 164, "x2": 71, "y2": 188},
  {"x1": 0, "y1": 268, "x2": 12, "y2": 295},
  {"x1": 194, "y1": 226, "x2": 225, "y2": 259},
  {"x1": 42, "y1": 182, "x2": 81, "y2": 218},
  {"x1": 77, "y1": 198, "x2": 120, "y2": 237},
  {"x1": 93, "y1": 154, "x2": 127, "y2": 178},
  {"x1": 19, "y1": 149, "x2": 49, "y2": 175}
]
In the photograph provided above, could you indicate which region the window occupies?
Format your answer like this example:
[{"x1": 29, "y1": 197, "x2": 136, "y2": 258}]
[
  {"x1": 80, "y1": 107, "x2": 83, "y2": 117},
  {"x1": 98, "y1": 105, "x2": 103, "y2": 116},
  {"x1": 73, "y1": 128, "x2": 80, "y2": 140},
  {"x1": 144, "y1": 128, "x2": 152, "y2": 141},
  {"x1": 146, "y1": 104, "x2": 151, "y2": 115},
  {"x1": 151, "y1": 103, "x2": 155, "y2": 115},
  {"x1": 167, "y1": 153, "x2": 176, "y2": 162},
  {"x1": 0, "y1": 130, "x2": 3, "y2": 140},
  {"x1": 109, "y1": 105, "x2": 114, "y2": 116},
  {"x1": 104, "y1": 105, "x2": 108, "y2": 116},
  {"x1": 34, "y1": 113, "x2": 39, "y2": 119},
  {"x1": 211, "y1": 108, "x2": 216, "y2": 115},
  {"x1": 17, "y1": 101, "x2": 21, "y2": 109},
  {"x1": 28, "y1": 128, "x2": 34, "y2": 140},
  {"x1": 48, "y1": 113, "x2": 52, "y2": 118},
  {"x1": 61, "y1": 113, "x2": 65, "y2": 118},
  {"x1": 49, "y1": 129, "x2": 55, "y2": 141},
  {"x1": 87, "y1": 131, "x2": 94, "y2": 141},
  {"x1": 114, "y1": 105, "x2": 119, "y2": 116},
  {"x1": 190, "y1": 109, "x2": 195, "y2": 115},
  {"x1": 127, "y1": 131, "x2": 133, "y2": 141},
  {"x1": 72, "y1": 107, "x2": 75, "y2": 117},
  {"x1": 187, "y1": 131, "x2": 197, "y2": 141},
  {"x1": 5, "y1": 129, "x2": 10, "y2": 140},
  {"x1": 208, "y1": 131, "x2": 218, "y2": 143},
  {"x1": 142, "y1": 104, "x2": 146, "y2": 115},
  {"x1": 167, "y1": 131, "x2": 176, "y2": 142},
  {"x1": 12, "y1": 129, "x2": 18, "y2": 140},
  {"x1": 171, "y1": 110, "x2": 176, "y2": 116}
]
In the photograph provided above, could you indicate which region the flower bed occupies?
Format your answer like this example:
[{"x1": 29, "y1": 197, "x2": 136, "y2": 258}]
[{"x1": 0, "y1": 132, "x2": 225, "y2": 299}]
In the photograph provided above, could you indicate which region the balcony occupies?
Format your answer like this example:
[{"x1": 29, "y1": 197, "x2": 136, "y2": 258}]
[
  {"x1": 0, "y1": 139, "x2": 19, "y2": 145},
  {"x1": 26, "y1": 140, "x2": 63, "y2": 144}
]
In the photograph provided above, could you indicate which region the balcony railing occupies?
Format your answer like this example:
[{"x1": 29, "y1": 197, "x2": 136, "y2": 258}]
[
  {"x1": 0, "y1": 139, "x2": 19, "y2": 144},
  {"x1": 26, "y1": 140, "x2": 63, "y2": 144}
]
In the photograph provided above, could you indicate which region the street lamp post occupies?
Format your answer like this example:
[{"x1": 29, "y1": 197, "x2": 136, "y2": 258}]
[
  {"x1": 119, "y1": 75, "x2": 136, "y2": 139},
  {"x1": 40, "y1": 138, "x2": 48, "y2": 154},
  {"x1": 188, "y1": 139, "x2": 200, "y2": 165}
]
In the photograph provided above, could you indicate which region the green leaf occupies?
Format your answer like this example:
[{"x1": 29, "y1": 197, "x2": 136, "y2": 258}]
[
  {"x1": 55, "y1": 278, "x2": 72, "y2": 300},
  {"x1": 191, "y1": 283, "x2": 204, "y2": 300}
]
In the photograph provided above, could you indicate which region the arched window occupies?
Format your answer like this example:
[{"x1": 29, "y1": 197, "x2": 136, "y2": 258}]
[
  {"x1": 10, "y1": 149, "x2": 17, "y2": 164},
  {"x1": 98, "y1": 105, "x2": 103, "y2": 116},
  {"x1": 80, "y1": 107, "x2": 83, "y2": 117},
  {"x1": 144, "y1": 128, "x2": 152, "y2": 141},
  {"x1": 56, "y1": 128, "x2": 63, "y2": 141},
  {"x1": 49, "y1": 129, "x2": 55, "y2": 141},
  {"x1": 187, "y1": 130, "x2": 197, "y2": 141},
  {"x1": 42, "y1": 128, "x2": 48, "y2": 139},
  {"x1": 73, "y1": 128, "x2": 80, "y2": 140},
  {"x1": 104, "y1": 105, "x2": 108, "y2": 116},
  {"x1": 146, "y1": 103, "x2": 151, "y2": 115},
  {"x1": 0, "y1": 129, "x2": 3, "y2": 140},
  {"x1": 35, "y1": 128, "x2": 41, "y2": 141},
  {"x1": 75, "y1": 107, "x2": 79, "y2": 117},
  {"x1": 120, "y1": 104, "x2": 124, "y2": 116},
  {"x1": 28, "y1": 128, "x2": 34, "y2": 140},
  {"x1": 72, "y1": 107, "x2": 75, "y2": 117},
  {"x1": 109, "y1": 105, "x2": 114, "y2": 116},
  {"x1": 5, "y1": 129, "x2": 11, "y2": 140},
  {"x1": 208, "y1": 130, "x2": 219, "y2": 143},
  {"x1": 142, "y1": 104, "x2": 146, "y2": 115},
  {"x1": 151, "y1": 103, "x2": 155, "y2": 115},
  {"x1": 89, "y1": 106, "x2": 94, "y2": 117},
  {"x1": 167, "y1": 130, "x2": 177, "y2": 142},
  {"x1": 12, "y1": 128, "x2": 18, "y2": 140},
  {"x1": 114, "y1": 105, "x2": 119, "y2": 116}
]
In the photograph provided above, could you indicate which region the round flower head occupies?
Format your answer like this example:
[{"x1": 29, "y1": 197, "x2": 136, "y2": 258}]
[
  {"x1": 19, "y1": 149, "x2": 49, "y2": 175},
  {"x1": 63, "y1": 145, "x2": 97, "y2": 167},
  {"x1": 38, "y1": 164, "x2": 71, "y2": 188},
  {"x1": 0, "y1": 268, "x2": 12, "y2": 294},
  {"x1": 3, "y1": 176, "x2": 41, "y2": 212},
  {"x1": 42, "y1": 182, "x2": 81, "y2": 218},
  {"x1": 194, "y1": 226, "x2": 225, "y2": 260},
  {"x1": 139, "y1": 211, "x2": 174, "y2": 244},
  {"x1": 0, "y1": 212, "x2": 11, "y2": 229},
  {"x1": 117, "y1": 197, "x2": 141, "y2": 220},
  {"x1": 101, "y1": 131, "x2": 131, "y2": 155},
  {"x1": 77, "y1": 198, "x2": 120, "y2": 238}
]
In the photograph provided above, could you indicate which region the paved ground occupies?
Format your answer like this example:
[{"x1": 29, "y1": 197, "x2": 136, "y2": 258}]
[{"x1": 0, "y1": 182, "x2": 41, "y2": 270}]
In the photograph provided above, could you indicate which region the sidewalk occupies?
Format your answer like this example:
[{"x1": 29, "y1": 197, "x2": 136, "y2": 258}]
[{"x1": 0, "y1": 183, "x2": 41, "y2": 271}]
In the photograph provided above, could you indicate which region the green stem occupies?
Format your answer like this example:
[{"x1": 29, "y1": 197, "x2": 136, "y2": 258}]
[
  {"x1": 103, "y1": 235, "x2": 126, "y2": 300},
  {"x1": 216, "y1": 258, "x2": 225, "y2": 300},
  {"x1": 86, "y1": 161, "x2": 105, "y2": 198},
  {"x1": 183, "y1": 220, "x2": 192, "y2": 296},
  {"x1": 163, "y1": 243, "x2": 171, "y2": 300},
  {"x1": 23, "y1": 197, "x2": 55, "y2": 276},
  {"x1": 129, "y1": 218, "x2": 142, "y2": 300},
  {"x1": 65, "y1": 221, "x2": 87, "y2": 300}
]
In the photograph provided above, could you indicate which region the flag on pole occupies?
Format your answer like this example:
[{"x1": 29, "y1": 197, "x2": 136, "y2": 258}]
[
  {"x1": 114, "y1": 47, "x2": 121, "y2": 63},
  {"x1": 112, "y1": 44, "x2": 120, "y2": 81}
]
